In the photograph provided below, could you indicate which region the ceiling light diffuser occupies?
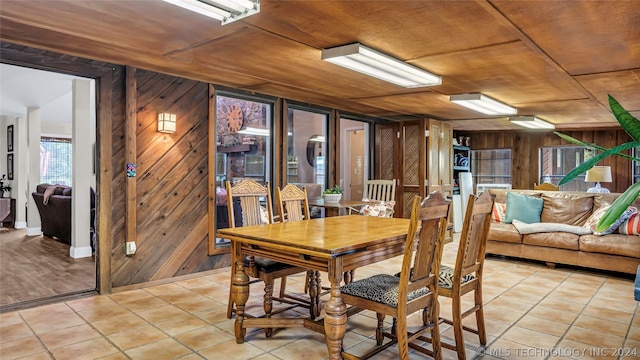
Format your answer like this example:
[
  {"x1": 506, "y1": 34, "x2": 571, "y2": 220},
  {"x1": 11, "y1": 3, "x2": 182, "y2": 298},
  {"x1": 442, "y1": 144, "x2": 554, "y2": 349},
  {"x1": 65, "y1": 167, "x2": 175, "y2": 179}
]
[
  {"x1": 321, "y1": 43, "x2": 442, "y2": 88},
  {"x1": 237, "y1": 127, "x2": 270, "y2": 136},
  {"x1": 509, "y1": 116, "x2": 555, "y2": 129},
  {"x1": 450, "y1": 93, "x2": 517, "y2": 115},
  {"x1": 163, "y1": 0, "x2": 260, "y2": 24}
]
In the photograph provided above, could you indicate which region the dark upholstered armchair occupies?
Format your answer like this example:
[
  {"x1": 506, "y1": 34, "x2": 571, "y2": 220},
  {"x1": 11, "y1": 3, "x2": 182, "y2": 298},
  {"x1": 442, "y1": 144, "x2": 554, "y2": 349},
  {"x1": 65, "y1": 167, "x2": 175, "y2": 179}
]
[{"x1": 32, "y1": 184, "x2": 95, "y2": 249}]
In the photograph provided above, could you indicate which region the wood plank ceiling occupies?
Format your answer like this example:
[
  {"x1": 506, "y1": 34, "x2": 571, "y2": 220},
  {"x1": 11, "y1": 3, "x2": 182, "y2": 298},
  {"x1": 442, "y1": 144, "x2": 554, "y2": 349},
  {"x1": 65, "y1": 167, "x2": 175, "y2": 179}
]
[{"x1": 1, "y1": 0, "x2": 639, "y2": 131}]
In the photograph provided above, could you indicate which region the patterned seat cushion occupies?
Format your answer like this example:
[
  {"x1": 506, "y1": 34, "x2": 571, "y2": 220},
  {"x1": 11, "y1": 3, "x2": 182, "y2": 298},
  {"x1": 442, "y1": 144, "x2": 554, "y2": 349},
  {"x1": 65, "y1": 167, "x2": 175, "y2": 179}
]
[
  {"x1": 340, "y1": 274, "x2": 431, "y2": 307},
  {"x1": 439, "y1": 265, "x2": 475, "y2": 289}
]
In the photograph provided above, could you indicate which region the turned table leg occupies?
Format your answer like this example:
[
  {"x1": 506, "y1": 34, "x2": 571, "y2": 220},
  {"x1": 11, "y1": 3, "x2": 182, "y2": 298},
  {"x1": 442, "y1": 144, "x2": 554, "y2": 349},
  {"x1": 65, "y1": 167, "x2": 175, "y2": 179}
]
[
  {"x1": 324, "y1": 258, "x2": 347, "y2": 360},
  {"x1": 232, "y1": 254, "x2": 249, "y2": 343}
]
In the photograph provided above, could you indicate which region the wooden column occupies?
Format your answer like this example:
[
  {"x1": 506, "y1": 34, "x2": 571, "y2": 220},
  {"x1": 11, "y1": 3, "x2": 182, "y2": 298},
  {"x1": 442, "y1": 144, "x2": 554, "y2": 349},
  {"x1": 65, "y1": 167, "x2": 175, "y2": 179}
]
[
  {"x1": 97, "y1": 70, "x2": 113, "y2": 294},
  {"x1": 208, "y1": 84, "x2": 217, "y2": 255},
  {"x1": 125, "y1": 66, "x2": 136, "y2": 251}
]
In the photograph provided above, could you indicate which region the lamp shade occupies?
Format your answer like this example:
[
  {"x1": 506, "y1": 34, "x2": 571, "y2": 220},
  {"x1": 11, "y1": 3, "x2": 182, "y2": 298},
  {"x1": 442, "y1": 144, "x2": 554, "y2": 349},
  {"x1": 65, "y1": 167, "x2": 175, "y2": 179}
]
[{"x1": 585, "y1": 166, "x2": 612, "y2": 183}]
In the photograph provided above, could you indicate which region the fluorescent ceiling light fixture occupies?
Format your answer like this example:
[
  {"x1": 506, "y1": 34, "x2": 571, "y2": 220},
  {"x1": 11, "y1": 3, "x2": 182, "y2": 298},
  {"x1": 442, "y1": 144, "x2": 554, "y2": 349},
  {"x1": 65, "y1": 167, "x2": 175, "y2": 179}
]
[
  {"x1": 163, "y1": 0, "x2": 260, "y2": 24},
  {"x1": 321, "y1": 43, "x2": 441, "y2": 88},
  {"x1": 237, "y1": 127, "x2": 270, "y2": 136},
  {"x1": 509, "y1": 116, "x2": 555, "y2": 129},
  {"x1": 450, "y1": 93, "x2": 517, "y2": 115}
]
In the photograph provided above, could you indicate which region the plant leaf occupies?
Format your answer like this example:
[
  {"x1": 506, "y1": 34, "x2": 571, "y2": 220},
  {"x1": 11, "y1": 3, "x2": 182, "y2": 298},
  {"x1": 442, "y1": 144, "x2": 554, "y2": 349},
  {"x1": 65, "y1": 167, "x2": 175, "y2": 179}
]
[
  {"x1": 609, "y1": 94, "x2": 640, "y2": 141},
  {"x1": 554, "y1": 132, "x2": 640, "y2": 162},
  {"x1": 558, "y1": 141, "x2": 640, "y2": 185},
  {"x1": 595, "y1": 181, "x2": 640, "y2": 232}
]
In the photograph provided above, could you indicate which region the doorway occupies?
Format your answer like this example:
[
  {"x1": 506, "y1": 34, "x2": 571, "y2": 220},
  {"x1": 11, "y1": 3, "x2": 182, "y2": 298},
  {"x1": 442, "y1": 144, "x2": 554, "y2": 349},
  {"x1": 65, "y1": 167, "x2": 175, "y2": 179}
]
[
  {"x1": 339, "y1": 118, "x2": 369, "y2": 201},
  {"x1": 0, "y1": 63, "x2": 97, "y2": 311}
]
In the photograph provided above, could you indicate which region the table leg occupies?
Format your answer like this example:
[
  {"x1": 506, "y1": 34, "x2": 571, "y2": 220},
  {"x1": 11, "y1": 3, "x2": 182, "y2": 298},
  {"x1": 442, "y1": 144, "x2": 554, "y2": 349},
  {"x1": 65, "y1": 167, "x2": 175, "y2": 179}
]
[
  {"x1": 232, "y1": 256, "x2": 249, "y2": 343},
  {"x1": 324, "y1": 258, "x2": 346, "y2": 360}
]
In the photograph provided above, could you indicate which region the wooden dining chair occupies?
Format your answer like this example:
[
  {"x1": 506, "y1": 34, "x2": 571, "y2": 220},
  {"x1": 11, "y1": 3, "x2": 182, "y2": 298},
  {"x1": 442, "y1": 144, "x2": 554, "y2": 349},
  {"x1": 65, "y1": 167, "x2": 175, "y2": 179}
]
[
  {"x1": 225, "y1": 179, "x2": 311, "y2": 336},
  {"x1": 361, "y1": 179, "x2": 397, "y2": 216},
  {"x1": 340, "y1": 192, "x2": 450, "y2": 360},
  {"x1": 438, "y1": 191, "x2": 494, "y2": 360},
  {"x1": 275, "y1": 184, "x2": 322, "y2": 318}
]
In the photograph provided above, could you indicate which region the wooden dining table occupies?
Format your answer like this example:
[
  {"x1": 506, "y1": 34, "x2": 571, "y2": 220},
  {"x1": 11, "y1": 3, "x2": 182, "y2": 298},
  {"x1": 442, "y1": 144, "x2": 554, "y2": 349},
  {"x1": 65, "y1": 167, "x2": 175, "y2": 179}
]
[
  {"x1": 217, "y1": 215, "x2": 411, "y2": 360},
  {"x1": 308, "y1": 198, "x2": 371, "y2": 216}
]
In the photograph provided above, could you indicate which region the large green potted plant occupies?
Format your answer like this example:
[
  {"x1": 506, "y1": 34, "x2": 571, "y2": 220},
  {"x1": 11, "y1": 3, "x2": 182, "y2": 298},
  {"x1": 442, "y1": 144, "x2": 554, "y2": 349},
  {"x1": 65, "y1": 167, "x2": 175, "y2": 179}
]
[{"x1": 555, "y1": 95, "x2": 640, "y2": 232}]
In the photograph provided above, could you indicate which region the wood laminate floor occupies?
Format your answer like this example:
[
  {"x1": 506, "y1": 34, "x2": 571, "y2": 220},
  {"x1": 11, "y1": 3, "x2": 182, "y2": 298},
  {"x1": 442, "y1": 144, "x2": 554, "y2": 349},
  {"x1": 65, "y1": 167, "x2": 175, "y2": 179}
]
[{"x1": 0, "y1": 228, "x2": 95, "y2": 310}]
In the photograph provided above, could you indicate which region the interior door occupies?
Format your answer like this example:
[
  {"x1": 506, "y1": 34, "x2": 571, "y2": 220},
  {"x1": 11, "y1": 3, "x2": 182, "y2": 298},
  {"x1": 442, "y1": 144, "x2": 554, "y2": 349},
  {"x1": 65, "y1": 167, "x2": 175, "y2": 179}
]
[{"x1": 348, "y1": 130, "x2": 365, "y2": 201}]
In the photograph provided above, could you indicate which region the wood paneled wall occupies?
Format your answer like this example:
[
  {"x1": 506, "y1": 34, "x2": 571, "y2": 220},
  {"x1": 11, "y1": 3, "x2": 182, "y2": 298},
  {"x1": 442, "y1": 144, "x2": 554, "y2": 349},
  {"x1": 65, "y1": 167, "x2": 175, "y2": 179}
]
[
  {"x1": 463, "y1": 130, "x2": 633, "y2": 193},
  {"x1": 1, "y1": 42, "x2": 228, "y2": 291}
]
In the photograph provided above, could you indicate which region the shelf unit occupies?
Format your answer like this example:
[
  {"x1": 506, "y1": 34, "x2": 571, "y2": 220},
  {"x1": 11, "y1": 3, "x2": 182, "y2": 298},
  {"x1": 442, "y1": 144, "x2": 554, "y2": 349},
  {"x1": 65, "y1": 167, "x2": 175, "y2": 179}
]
[
  {"x1": 453, "y1": 145, "x2": 471, "y2": 194},
  {"x1": 287, "y1": 156, "x2": 299, "y2": 183}
]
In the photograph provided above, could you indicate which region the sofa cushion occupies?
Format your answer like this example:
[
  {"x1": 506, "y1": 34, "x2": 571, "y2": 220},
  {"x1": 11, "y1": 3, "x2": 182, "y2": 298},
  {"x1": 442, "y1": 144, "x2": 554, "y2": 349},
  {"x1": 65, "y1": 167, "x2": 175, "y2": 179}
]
[
  {"x1": 523, "y1": 232, "x2": 580, "y2": 250},
  {"x1": 580, "y1": 234, "x2": 640, "y2": 258},
  {"x1": 487, "y1": 222, "x2": 523, "y2": 244},
  {"x1": 505, "y1": 192, "x2": 544, "y2": 224},
  {"x1": 540, "y1": 193, "x2": 593, "y2": 226},
  {"x1": 512, "y1": 219, "x2": 591, "y2": 235},
  {"x1": 584, "y1": 205, "x2": 637, "y2": 235},
  {"x1": 492, "y1": 202, "x2": 507, "y2": 223},
  {"x1": 618, "y1": 212, "x2": 640, "y2": 235}
]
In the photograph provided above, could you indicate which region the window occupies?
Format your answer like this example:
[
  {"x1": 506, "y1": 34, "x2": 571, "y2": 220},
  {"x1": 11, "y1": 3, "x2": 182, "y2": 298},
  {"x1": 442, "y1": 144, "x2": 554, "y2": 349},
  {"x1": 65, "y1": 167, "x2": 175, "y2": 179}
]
[
  {"x1": 40, "y1": 137, "x2": 72, "y2": 185},
  {"x1": 471, "y1": 149, "x2": 511, "y2": 186},
  {"x1": 286, "y1": 106, "x2": 328, "y2": 193},
  {"x1": 214, "y1": 94, "x2": 273, "y2": 249},
  {"x1": 539, "y1": 146, "x2": 591, "y2": 191}
]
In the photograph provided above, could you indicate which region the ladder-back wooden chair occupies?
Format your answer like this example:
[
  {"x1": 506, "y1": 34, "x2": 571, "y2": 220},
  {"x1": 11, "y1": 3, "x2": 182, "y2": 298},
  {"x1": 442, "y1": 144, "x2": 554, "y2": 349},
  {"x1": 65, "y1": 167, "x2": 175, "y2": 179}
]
[
  {"x1": 340, "y1": 192, "x2": 450, "y2": 360},
  {"x1": 225, "y1": 180, "x2": 311, "y2": 336},
  {"x1": 438, "y1": 191, "x2": 494, "y2": 359},
  {"x1": 275, "y1": 184, "x2": 322, "y2": 319},
  {"x1": 364, "y1": 179, "x2": 396, "y2": 214}
]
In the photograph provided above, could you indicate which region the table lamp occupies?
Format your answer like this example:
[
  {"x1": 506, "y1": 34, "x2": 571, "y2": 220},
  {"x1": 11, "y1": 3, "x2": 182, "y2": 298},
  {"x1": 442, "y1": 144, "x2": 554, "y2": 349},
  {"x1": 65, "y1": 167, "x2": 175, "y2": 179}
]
[{"x1": 585, "y1": 166, "x2": 612, "y2": 193}]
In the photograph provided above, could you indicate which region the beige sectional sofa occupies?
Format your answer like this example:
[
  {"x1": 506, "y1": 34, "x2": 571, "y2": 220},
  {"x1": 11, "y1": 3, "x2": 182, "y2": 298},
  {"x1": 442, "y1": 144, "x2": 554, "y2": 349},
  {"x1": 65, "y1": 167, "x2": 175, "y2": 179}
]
[{"x1": 486, "y1": 189, "x2": 640, "y2": 275}]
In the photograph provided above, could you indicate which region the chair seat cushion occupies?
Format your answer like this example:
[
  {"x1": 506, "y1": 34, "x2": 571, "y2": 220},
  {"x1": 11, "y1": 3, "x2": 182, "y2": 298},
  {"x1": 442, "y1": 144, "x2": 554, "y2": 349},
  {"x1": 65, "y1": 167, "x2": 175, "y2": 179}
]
[
  {"x1": 245, "y1": 256, "x2": 297, "y2": 273},
  {"x1": 439, "y1": 265, "x2": 475, "y2": 289},
  {"x1": 340, "y1": 274, "x2": 431, "y2": 307}
]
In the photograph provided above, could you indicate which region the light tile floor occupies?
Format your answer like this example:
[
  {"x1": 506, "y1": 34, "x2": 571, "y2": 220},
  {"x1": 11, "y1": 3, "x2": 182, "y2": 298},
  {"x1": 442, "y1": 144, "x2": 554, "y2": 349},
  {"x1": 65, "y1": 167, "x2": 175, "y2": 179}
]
[{"x1": 1, "y1": 238, "x2": 638, "y2": 360}]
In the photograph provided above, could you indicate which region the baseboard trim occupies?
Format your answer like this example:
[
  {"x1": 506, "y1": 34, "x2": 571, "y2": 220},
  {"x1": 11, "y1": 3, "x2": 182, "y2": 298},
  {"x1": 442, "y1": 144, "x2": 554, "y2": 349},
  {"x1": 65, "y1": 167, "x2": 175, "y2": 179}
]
[
  {"x1": 70, "y1": 245, "x2": 92, "y2": 259},
  {"x1": 26, "y1": 227, "x2": 41, "y2": 236}
]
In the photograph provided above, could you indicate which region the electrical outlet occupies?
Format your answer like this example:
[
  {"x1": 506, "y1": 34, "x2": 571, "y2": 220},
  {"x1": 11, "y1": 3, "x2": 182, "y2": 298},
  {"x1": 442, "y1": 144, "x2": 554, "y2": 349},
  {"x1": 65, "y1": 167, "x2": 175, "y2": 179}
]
[{"x1": 126, "y1": 241, "x2": 136, "y2": 255}]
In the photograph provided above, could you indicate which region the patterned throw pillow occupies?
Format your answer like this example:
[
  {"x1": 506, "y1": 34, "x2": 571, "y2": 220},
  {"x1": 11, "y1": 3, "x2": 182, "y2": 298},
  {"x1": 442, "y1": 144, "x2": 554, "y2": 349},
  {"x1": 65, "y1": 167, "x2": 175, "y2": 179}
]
[
  {"x1": 492, "y1": 202, "x2": 507, "y2": 223},
  {"x1": 584, "y1": 205, "x2": 637, "y2": 235},
  {"x1": 360, "y1": 201, "x2": 395, "y2": 217},
  {"x1": 618, "y1": 212, "x2": 640, "y2": 235}
]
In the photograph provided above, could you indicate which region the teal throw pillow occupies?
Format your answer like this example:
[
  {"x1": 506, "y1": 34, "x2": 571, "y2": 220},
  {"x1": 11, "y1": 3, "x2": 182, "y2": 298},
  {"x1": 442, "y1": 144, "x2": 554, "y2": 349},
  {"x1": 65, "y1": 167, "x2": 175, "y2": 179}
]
[{"x1": 505, "y1": 192, "x2": 544, "y2": 224}]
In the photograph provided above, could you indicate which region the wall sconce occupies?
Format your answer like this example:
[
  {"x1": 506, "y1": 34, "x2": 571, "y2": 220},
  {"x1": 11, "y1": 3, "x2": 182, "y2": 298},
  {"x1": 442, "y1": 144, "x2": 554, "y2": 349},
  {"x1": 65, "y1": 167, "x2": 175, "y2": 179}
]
[{"x1": 158, "y1": 113, "x2": 177, "y2": 133}]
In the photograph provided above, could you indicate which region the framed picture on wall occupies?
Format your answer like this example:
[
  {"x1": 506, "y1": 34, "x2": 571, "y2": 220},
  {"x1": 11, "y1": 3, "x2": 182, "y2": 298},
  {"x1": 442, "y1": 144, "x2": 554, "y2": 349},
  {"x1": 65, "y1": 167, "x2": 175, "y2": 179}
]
[
  {"x1": 7, "y1": 125, "x2": 13, "y2": 152},
  {"x1": 7, "y1": 154, "x2": 14, "y2": 180}
]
